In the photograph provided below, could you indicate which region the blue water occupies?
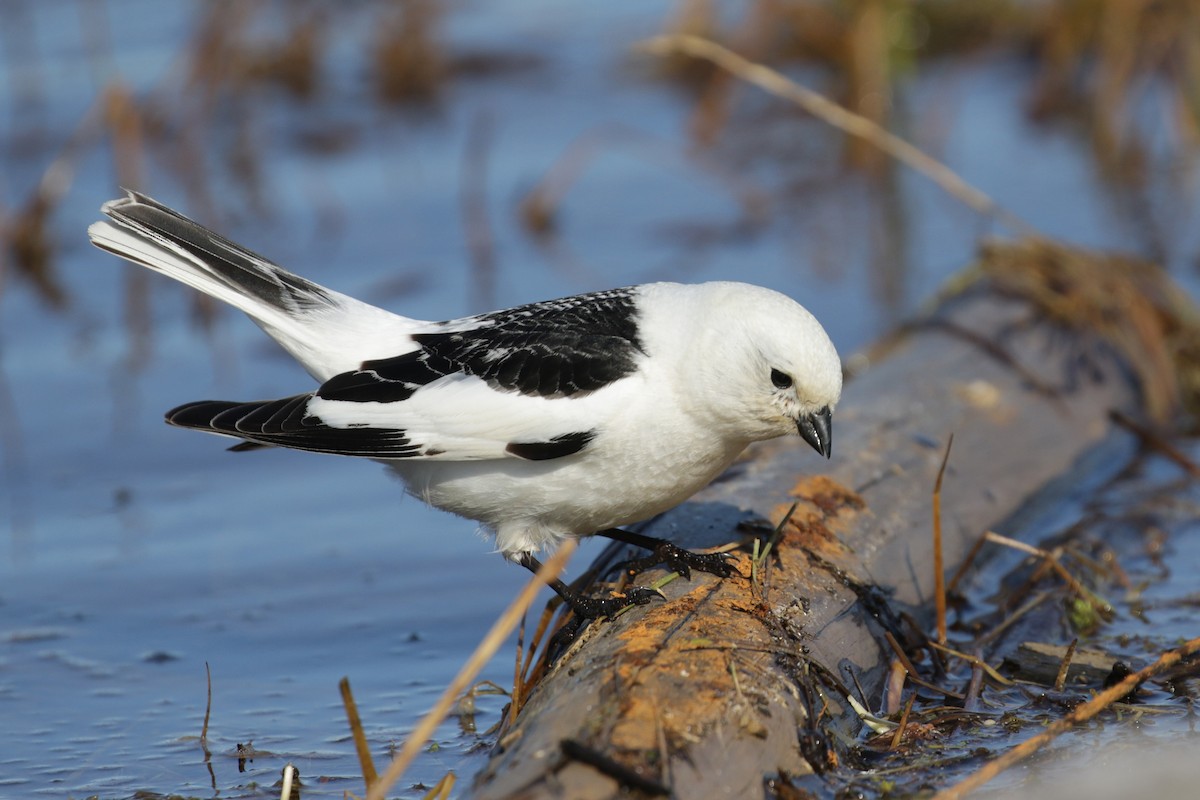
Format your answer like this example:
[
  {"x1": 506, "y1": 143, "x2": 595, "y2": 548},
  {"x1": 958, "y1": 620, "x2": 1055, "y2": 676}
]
[{"x1": 1, "y1": 2, "x2": 1198, "y2": 797}]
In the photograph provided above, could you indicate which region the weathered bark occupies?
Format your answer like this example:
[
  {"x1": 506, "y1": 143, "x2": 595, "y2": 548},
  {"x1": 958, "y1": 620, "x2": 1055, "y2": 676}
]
[{"x1": 469, "y1": 250, "x2": 1181, "y2": 799}]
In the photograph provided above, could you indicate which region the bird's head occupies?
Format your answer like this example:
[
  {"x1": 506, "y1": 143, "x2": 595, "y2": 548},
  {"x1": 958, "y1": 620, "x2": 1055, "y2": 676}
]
[{"x1": 679, "y1": 283, "x2": 842, "y2": 458}]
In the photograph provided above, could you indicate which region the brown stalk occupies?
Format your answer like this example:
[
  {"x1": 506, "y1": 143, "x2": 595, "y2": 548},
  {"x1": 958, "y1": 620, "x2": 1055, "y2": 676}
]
[
  {"x1": 927, "y1": 642, "x2": 1013, "y2": 686},
  {"x1": 983, "y1": 531, "x2": 1112, "y2": 615},
  {"x1": 1054, "y1": 638, "x2": 1078, "y2": 692},
  {"x1": 201, "y1": 661, "x2": 212, "y2": 742},
  {"x1": 885, "y1": 631, "x2": 964, "y2": 701},
  {"x1": 510, "y1": 612, "x2": 527, "y2": 724},
  {"x1": 340, "y1": 677, "x2": 378, "y2": 790},
  {"x1": 1109, "y1": 409, "x2": 1200, "y2": 478},
  {"x1": 421, "y1": 771, "x2": 457, "y2": 800},
  {"x1": 933, "y1": 435, "x2": 954, "y2": 643},
  {"x1": 636, "y1": 34, "x2": 1037, "y2": 237},
  {"x1": 889, "y1": 694, "x2": 917, "y2": 750}
]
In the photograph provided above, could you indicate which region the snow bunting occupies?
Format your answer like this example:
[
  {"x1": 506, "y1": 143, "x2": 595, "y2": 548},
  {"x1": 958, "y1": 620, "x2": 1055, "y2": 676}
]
[{"x1": 89, "y1": 191, "x2": 841, "y2": 615}]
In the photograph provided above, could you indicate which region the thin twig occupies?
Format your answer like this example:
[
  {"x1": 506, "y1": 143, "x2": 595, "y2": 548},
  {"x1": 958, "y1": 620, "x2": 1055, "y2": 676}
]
[
  {"x1": 366, "y1": 539, "x2": 578, "y2": 800},
  {"x1": 883, "y1": 632, "x2": 963, "y2": 701},
  {"x1": 884, "y1": 631, "x2": 920, "y2": 678},
  {"x1": 984, "y1": 531, "x2": 1113, "y2": 616},
  {"x1": 889, "y1": 694, "x2": 917, "y2": 750},
  {"x1": 1109, "y1": 408, "x2": 1200, "y2": 478},
  {"x1": 421, "y1": 771, "x2": 457, "y2": 800},
  {"x1": 756, "y1": 501, "x2": 799, "y2": 569},
  {"x1": 511, "y1": 612, "x2": 526, "y2": 723},
  {"x1": 932, "y1": 636, "x2": 1200, "y2": 800},
  {"x1": 928, "y1": 642, "x2": 1013, "y2": 686},
  {"x1": 201, "y1": 661, "x2": 212, "y2": 743},
  {"x1": 974, "y1": 591, "x2": 1053, "y2": 647},
  {"x1": 636, "y1": 35, "x2": 1036, "y2": 237},
  {"x1": 200, "y1": 661, "x2": 216, "y2": 792},
  {"x1": 933, "y1": 435, "x2": 954, "y2": 643},
  {"x1": 963, "y1": 660, "x2": 985, "y2": 713},
  {"x1": 1054, "y1": 638, "x2": 1078, "y2": 692},
  {"x1": 340, "y1": 677, "x2": 378, "y2": 790},
  {"x1": 514, "y1": 600, "x2": 560, "y2": 713}
]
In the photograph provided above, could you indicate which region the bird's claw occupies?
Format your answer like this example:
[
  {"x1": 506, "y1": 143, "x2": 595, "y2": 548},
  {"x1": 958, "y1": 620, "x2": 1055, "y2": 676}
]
[
  {"x1": 617, "y1": 542, "x2": 737, "y2": 581},
  {"x1": 564, "y1": 585, "x2": 664, "y2": 620}
]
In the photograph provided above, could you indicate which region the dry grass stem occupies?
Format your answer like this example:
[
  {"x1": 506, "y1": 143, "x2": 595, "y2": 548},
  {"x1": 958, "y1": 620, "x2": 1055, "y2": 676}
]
[
  {"x1": 983, "y1": 531, "x2": 1112, "y2": 615},
  {"x1": 932, "y1": 636, "x2": 1200, "y2": 800},
  {"x1": 366, "y1": 539, "x2": 578, "y2": 800},
  {"x1": 421, "y1": 771, "x2": 457, "y2": 800},
  {"x1": 884, "y1": 631, "x2": 963, "y2": 700},
  {"x1": 201, "y1": 661, "x2": 211, "y2": 742},
  {"x1": 754, "y1": 501, "x2": 799, "y2": 592},
  {"x1": 513, "y1": 600, "x2": 560, "y2": 716},
  {"x1": 933, "y1": 435, "x2": 954, "y2": 643},
  {"x1": 1109, "y1": 409, "x2": 1200, "y2": 477},
  {"x1": 510, "y1": 612, "x2": 527, "y2": 723},
  {"x1": 975, "y1": 591, "x2": 1053, "y2": 648},
  {"x1": 889, "y1": 694, "x2": 917, "y2": 750},
  {"x1": 927, "y1": 642, "x2": 1013, "y2": 686},
  {"x1": 884, "y1": 631, "x2": 919, "y2": 677},
  {"x1": 636, "y1": 34, "x2": 1036, "y2": 237},
  {"x1": 340, "y1": 677, "x2": 378, "y2": 790},
  {"x1": 1054, "y1": 638, "x2": 1078, "y2": 692}
]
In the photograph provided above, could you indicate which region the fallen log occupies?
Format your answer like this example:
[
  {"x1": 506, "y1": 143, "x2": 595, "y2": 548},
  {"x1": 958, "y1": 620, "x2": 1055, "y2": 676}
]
[{"x1": 468, "y1": 241, "x2": 1196, "y2": 799}]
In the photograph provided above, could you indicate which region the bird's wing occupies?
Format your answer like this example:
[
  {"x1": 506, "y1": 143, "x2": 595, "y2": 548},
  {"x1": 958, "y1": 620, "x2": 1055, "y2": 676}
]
[
  {"x1": 168, "y1": 287, "x2": 649, "y2": 461},
  {"x1": 331, "y1": 285, "x2": 647, "y2": 401}
]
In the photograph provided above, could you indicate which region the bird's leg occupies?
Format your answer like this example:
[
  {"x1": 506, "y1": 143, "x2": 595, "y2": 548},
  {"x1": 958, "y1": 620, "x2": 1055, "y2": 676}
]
[
  {"x1": 598, "y1": 528, "x2": 737, "y2": 580},
  {"x1": 516, "y1": 553, "x2": 662, "y2": 619}
]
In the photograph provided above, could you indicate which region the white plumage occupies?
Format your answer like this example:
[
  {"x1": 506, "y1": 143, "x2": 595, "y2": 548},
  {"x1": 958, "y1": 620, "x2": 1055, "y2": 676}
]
[{"x1": 89, "y1": 191, "x2": 842, "y2": 565}]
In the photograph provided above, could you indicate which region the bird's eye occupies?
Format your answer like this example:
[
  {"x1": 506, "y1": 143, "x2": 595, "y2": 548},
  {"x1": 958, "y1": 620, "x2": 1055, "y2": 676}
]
[{"x1": 770, "y1": 369, "x2": 793, "y2": 389}]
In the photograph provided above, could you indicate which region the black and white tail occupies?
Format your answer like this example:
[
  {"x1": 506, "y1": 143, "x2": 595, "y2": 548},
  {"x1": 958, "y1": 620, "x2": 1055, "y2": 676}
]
[{"x1": 88, "y1": 191, "x2": 418, "y2": 380}]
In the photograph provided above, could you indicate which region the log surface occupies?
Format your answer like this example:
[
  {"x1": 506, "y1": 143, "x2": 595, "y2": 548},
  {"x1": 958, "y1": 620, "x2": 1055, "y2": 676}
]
[{"x1": 469, "y1": 282, "x2": 1143, "y2": 799}]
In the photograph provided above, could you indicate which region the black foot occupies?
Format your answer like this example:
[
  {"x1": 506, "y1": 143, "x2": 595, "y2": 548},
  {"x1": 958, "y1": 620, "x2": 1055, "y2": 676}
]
[
  {"x1": 615, "y1": 540, "x2": 735, "y2": 581},
  {"x1": 517, "y1": 553, "x2": 664, "y2": 621},
  {"x1": 562, "y1": 586, "x2": 663, "y2": 619},
  {"x1": 599, "y1": 529, "x2": 738, "y2": 580},
  {"x1": 542, "y1": 587, "x2": 664, "y2": 657}
]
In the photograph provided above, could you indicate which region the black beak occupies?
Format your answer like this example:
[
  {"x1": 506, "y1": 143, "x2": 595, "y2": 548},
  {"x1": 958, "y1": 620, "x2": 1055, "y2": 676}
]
[{"x1": 797, "y1": 406, "x2": 833, "y2": 459}]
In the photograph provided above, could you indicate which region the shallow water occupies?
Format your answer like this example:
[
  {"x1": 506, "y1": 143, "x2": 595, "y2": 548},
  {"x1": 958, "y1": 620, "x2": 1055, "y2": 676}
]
[{"x1": 1, "y1": 2, "x2": 1199, "y2": 798}]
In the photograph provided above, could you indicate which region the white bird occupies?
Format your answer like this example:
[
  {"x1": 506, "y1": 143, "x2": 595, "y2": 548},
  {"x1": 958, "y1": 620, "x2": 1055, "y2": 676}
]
[{"x1": 89, "y1": 191, "x2": 842, "y2": 616}]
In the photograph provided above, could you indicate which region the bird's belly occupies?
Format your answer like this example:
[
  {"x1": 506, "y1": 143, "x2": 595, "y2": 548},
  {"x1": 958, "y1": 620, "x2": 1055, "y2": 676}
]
[{"x1": 386, "y1": 435, "x2": 745, "y2": 546}]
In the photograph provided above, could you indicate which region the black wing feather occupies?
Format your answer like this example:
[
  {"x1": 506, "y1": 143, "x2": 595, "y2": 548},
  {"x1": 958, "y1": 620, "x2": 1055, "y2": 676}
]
[
  {"x1": 317, "y1": 287, "x2": 644, "y2": 403},
  {"x1": 166, "y1": 397, "x2": 422, "y2": 458},
  {"x1": 505, "y1": 431, "x2": 596, "y2": 461}
]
